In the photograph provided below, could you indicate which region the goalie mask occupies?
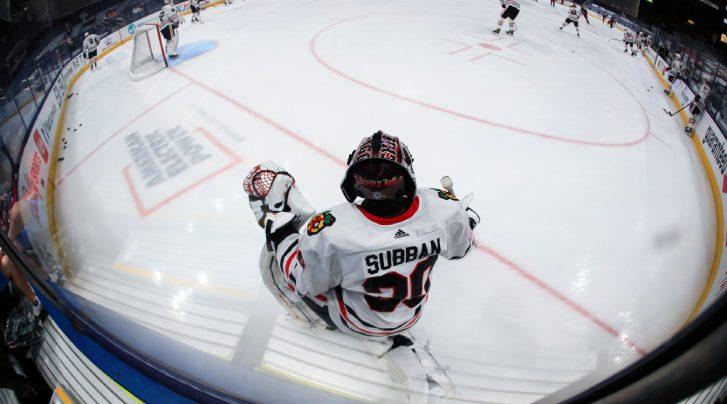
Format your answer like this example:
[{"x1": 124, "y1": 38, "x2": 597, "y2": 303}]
[{"x1": 341, "y1": 131, "x2": 416, "y2": 203}]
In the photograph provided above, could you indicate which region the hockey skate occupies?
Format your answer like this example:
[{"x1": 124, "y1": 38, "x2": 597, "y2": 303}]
[
  {"x1": 492, "y1": 28, "x2": 501, "y2": 34},
  {"x1": 365, "y1": 334, "x2": 455, "y2": 404},
  {"x1": 505, "y1": 30, "x2": 515, "y2": 36}
]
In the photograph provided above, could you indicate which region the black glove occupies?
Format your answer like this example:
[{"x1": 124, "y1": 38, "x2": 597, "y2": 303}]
[{"x1": 466, "y1": 207, "x2": 480, "y2": 230}]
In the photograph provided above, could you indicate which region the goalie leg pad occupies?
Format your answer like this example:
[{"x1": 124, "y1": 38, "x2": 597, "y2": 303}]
[{"x1": 258, "y1": 246, "x2": 327, "y2": 327}]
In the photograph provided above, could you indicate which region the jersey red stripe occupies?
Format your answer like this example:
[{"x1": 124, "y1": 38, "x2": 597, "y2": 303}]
[
  {"x1": 284, "y1": 250, "x2": 298, "y2": 278},
  {"x1": 336, "y1": 290, "x2": 421, "y2": 337}
]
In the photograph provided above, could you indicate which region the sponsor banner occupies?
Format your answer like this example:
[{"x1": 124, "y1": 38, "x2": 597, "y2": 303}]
[
  {"x1": 124, "y1": 0, "x2": 192, "y2": 40},
  {"x1": 646, "y1": 46, "x2": 657, "y2": 61},
  {"x1": 695, "y1": 113, "x2": 727, "y2": 311},
  {"x1": 16, "y1": 52, "x2": 85, "y2": 279},
  {"x1": 100, "y1": 33, "x2": 120, "y2": 53},
  {"x1": 12, "y1": 0, "x2": 209, "y2": 278},
  {"x1": 655, "y1": 55, "x2": 668, "y2": 72},
  {"x1": 13, "y1": 1, "x2": 189, "y2": 279}
]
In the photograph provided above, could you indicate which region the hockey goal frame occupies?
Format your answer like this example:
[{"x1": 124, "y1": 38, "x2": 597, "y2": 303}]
[{"x1": 129, "y1": 23, "x2": 169, "y2": 80}]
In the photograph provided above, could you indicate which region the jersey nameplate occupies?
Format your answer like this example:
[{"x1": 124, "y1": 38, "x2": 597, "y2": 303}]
[{"x1": 365, "y1": 238, "x2": 441, "y2": 275}]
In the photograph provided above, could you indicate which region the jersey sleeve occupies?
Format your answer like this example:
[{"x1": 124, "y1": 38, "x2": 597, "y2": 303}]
[
  {"x1": 441, "y1": 206, "x2": 474, "y2": 260},
  {"x1": 273, "y1": 217, "x2": 342, "y2": 297},
  {"x1": 422, "y1": 188, "x2": 474, "y2": 260}
]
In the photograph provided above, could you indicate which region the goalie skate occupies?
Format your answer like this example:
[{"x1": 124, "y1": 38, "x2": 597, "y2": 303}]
[{"x1": 365, "y1": 334, "x2": 455, "y2": 403}]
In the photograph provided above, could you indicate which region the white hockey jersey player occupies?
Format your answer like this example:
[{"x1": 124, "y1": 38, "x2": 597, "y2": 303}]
[
  {"x1": 686, "y1": 82, "x2": 711, "y2": 133},
  {"x1": 245, "y1": 132, "x2": 477, "y2": 338},
  {"x1": 275, "y1": 187, "x2": 473, "y2": 336},
  {"x1": 567, "y1": 5, "x2": 579, "y2": 21},
  {"x1": 624, "y1": 31, "x2": 637, "y2": 55},
  {"x1": 190, "y1": 0, "x2": 203, "y2": 23},
  {"x1": 560, "y1": 4, "x2": 580, "y2": 36},
  {"x1": 669, "y1": 58, "x2": 682, "y2": 76},
  {"x1": 82, "y1": 32, "x2": 100, "y2": 70},
  {"x1": 159, "y1": 1, "x2": 181, "y2": 57},
  {"x1": 493, "y1": 0, "x2": 521, "y2": 35},
  {"x1": 664, "y1": 54, "x2": 682, "y2": 95},
  {"x1": 159, "y1": 3, "x2": 180, "y2": 30},
  {"x1": 82, "y1": 33, "x2": 100, "y2": 54}
]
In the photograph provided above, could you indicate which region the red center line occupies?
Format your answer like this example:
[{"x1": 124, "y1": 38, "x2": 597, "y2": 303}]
[
  {"x1": 56, "y1": 82, "x2": 194, "y2": 187},
  {"x1": 168, "y1": 67, "x2": 647, "y2": 356},
  {"x1": 476, "y1": 243, "x2": 646, "y2": 356},
  {"x1": 169, "y1": 67, "x2": 342, "y2": 166},
  {"x1": 441, "y1": 38, "x2": 473, "y2": 55}
]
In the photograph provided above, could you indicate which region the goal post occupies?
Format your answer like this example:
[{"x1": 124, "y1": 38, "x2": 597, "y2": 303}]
[{"x1": 129, "y1": 23, "x2": 168, "y2": 80}]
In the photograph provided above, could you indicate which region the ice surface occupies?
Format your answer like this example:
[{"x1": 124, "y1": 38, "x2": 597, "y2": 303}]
[{"x1": 51, "y1": 0, "x2": 715, "y2": 402}]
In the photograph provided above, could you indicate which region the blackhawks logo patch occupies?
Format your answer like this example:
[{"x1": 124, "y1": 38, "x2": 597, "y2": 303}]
[
  {"x1": 307, "y1": 211, "x2": 336, "y2": 235},
  {"x1": 431, "y1": 188, "x2": 459, "y2": 201}
]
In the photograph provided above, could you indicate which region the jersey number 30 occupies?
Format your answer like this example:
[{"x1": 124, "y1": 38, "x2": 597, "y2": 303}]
[{"x1": 362, "y1": 256, "x2": 438, "y2": 312}]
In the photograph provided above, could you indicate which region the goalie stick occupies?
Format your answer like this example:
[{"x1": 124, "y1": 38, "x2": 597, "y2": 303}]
[{"x1": 663, "y1": 101, "x2": 692, "y2": 117}]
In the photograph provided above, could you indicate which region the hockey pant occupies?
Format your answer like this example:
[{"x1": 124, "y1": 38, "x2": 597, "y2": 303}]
[
  {"x1": 562, "y1": 18, "x2": 580, "y2": 33},
  {"x1": 497, "y1": 6, "x2": 519, "y2": 31}
]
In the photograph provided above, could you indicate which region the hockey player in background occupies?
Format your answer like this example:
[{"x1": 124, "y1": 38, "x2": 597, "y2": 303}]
[
  {"x1": 685, "y1": 81, "x2": 711, "y2": 135},
  {"x1": 623, "y1": 31, "x2": 636, "y2": 56},
  {"x1": 559, "y1": 4, "x2": 580, "y2": 37},
  {"x1": 580, "y1": 5, "x2": 590, "y2": 24},
  {"x1": 82, "y1": 32, "x2": 100, "y2": 70},
  {"x1": 244, "y1": 131, "x2": 479, "y2": 400},
  {"x1": 159, "y1": 0, "x2": 181, "y2": 58},
  {"x1": 493, "y1": 0, "x2": 520, "y2": 36},
  {"x1": 550, "y1": 0, "x2": 555, "y2": 7},
  {"x1": 607, "y1": 14, "x2": 615, "y2": 28},
  {"x1": 663, "y1": 53, "x2": 681, "y2": 96},
  {"x1": 190, "y1": 0, "x2": 203, "y2": 23}
]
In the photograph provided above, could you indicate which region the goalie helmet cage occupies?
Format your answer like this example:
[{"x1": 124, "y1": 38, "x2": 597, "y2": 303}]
[{"x1": 129, "y1": 24, "x2": 168, "y2": 81}]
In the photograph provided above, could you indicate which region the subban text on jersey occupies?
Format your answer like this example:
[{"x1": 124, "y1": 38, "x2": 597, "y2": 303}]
[{"x1": 365, "y1": 238, "x2": 442, "y2": 275}]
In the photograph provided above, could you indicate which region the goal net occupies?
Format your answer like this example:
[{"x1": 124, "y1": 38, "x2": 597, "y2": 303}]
[{"x1": 129, "y1": 24, "x2": 168, "y2": 80}]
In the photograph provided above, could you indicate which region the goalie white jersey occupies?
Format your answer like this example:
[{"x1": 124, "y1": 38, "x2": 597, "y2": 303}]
[{"x1": 274, "y1": 187, "x2": 474, "y2": 337}]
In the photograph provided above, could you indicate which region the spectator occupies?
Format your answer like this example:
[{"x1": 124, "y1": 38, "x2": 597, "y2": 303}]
[
  {"x1": 0, "y1": 197, "x2": 42, "y2": 317},
  {"x1": 0, "y1": 277, "x2": 50, "y2": 402},
  {"x1": 658, "y1": 45, "x2": 669, "y2": 61}
]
